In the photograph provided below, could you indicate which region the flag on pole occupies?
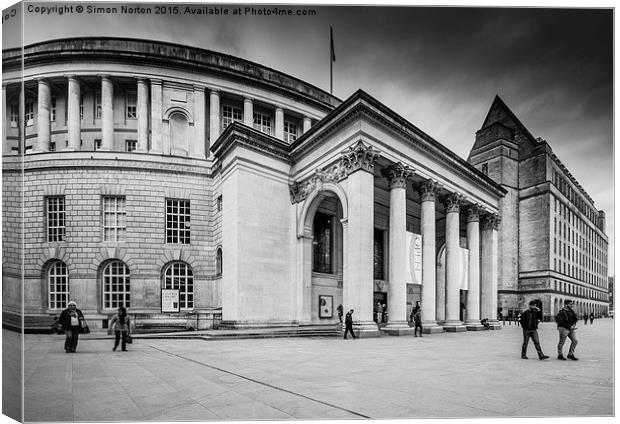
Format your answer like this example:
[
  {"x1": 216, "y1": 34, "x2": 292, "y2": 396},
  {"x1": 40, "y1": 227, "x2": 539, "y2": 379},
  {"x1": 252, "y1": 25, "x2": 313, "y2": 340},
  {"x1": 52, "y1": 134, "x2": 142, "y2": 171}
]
[{"x1": 330, "y1": 26, "x2": 336, "y2": 62}]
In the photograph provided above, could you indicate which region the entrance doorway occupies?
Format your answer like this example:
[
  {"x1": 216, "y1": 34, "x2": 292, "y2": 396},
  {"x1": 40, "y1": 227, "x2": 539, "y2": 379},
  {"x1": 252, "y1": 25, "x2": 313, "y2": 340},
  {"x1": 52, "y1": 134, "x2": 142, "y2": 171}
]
[{"x1": 374, "y1": 292, "x2": 387, "y2": 325}]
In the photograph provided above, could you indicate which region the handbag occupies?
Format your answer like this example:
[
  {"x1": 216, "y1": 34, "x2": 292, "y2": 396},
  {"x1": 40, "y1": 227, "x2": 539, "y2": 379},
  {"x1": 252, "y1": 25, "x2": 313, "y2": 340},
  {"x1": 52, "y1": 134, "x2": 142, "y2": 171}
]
[
  {"x1": 125, "y1": 334, "x2": 133, "y2": 344},
  {"x1": 79, "y1": 318, "x2": 90, "y2": 334}
]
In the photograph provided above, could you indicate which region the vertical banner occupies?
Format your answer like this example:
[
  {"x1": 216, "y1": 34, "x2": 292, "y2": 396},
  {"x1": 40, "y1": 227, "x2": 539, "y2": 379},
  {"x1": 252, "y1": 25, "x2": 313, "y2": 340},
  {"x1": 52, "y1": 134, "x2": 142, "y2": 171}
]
[{"x1": 406, "y1": 232, "x2": 423, "y2": 284}]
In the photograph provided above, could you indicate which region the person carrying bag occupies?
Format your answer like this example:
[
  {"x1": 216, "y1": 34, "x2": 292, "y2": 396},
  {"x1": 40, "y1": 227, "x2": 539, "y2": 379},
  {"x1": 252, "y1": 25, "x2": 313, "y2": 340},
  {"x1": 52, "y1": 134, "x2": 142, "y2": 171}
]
[{"x1": 110, "y1": 307, "x2": 131, "y2": 352}]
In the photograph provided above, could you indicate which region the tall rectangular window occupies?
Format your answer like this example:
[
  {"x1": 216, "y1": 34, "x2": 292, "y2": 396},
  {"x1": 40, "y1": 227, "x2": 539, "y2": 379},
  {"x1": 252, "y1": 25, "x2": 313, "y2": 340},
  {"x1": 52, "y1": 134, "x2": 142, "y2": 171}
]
[
  {"x1": 46, "y1": 196, "x2": 66, "y2": 242},
  {"x1": 79, "y1": 95, "x2": 84, "y2": 121},
  {"x1": 253, "y1": 112, "x2": 272, "y2": 135},
  {"x1": 166, "y1": 199, "x2": 191, "y2": 244},
  {"x1": 50, "y1": 97, "x2": 56, "y2": 122},
  {"x1": 481, "y1": 163, "x2": 489, "y2": 175},
  {"x1": 103, "y1": 196, "x2": 126, "y2": 242},
  {"x1": 312, "y1": 212, "x2": 333, "y2": 274},
  {"x1": 25, "y1": 102, "x2": 34, "y2": 126},
  {"x1": 126, "y1": 91, "x2": 137, "y2": 119},
  {"x1": 284, "y1": 121, "x2": 298, "y2": 143},
  {"x1": 94, "y1": 139, "x2": 102, "y2": 150},
  {"x1": 125, "y1": 140, "x2": 137, "y2": 152},
  {"x1": 95, "y1": 90, "x2": 102, "y2": 119},
  {"x1": 221, "y1": 105, "x2": 242, "y2": 130},
  {"x1": 9, "y1": 104, "x2": 18, "y2": 127},
  {"x1": 373, "y1": 228, "x2": 385, "y2": 279}
]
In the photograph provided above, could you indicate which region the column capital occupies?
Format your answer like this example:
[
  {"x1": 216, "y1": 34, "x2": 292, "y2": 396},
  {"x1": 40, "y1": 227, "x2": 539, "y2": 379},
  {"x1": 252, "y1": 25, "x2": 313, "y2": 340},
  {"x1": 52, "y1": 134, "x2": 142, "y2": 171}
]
[
  {"x1": 481, "y1": 213, "x2": 501, "y2": 231},
  {"x1": 340, "y1": 140, "x2": 380, "y2": 175},
  {"x1": 244, "y1": 96, "x2": 254, "y2": 102},
  {"x1": 466, "y1": 204, "x2": 482, "y2": 223},
  {"x1": 150, "y1": 78, "x2": 163, "y2": 86},
  {"x1": 66, "y1": 74, "x2": 79, "y2": 82},
  {"x1": 208, "y1": 87, "x2": 220, "y2": 94},
  {"x1": 137, "y1": 77, "x2": 149, "y2": 84},
  {"x1": 417, "y1": 179, "x2": 439, "y2": 202},
  {"x1": 36, "y1": 78, "x2": 50, "y2": 86},
  {"x1": 192, "y1": 83, "x2": 206, "y2": 91},
  {"x1": 381, "y1": 162, "x2": 413, "y2": 189},
  {"x1": 98, "y1": 73, "x2": 111, "y2": 80},
  {"x1": 443, "y1": 192, "x2": 463, "y2": 214}
]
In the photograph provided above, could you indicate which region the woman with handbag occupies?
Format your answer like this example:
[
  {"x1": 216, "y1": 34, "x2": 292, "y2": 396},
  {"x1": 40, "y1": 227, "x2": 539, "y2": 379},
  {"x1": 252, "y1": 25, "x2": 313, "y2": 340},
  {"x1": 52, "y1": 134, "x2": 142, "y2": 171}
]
[
  {"x1": 58, "y1": 300, "x2": 85, "y2": 353},
  {"x1": 110, "y1": 307, "x2": 131, "y2": 352}
]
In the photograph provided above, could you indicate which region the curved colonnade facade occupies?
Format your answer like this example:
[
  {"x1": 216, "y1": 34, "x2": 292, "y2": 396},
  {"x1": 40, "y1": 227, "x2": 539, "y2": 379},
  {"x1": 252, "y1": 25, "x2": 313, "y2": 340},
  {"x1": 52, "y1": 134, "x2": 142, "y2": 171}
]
[{"x1": 2, "y1": 38, "x2": 607, "y2": 334}]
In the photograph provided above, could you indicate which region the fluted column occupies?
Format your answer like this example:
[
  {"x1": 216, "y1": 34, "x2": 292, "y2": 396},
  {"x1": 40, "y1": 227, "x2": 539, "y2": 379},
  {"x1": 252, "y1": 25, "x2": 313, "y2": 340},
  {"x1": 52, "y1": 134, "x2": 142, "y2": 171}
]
[
  {"x1": 36, "y1": 79, "x2": 51, "y2": 152},
  {"x1": 137, "y1": 78, "x2": 149, "y2": 152},
  {"x1": 101, "y1": 76, "x2": 114, "y2": 151},
  {"x1": 193, "y1": 85, "x2": 206, "y2": 158},
  {"x1": 341, "y1": 141, "x2": 380, "y2": 337},
  {"x1": 481, "y1": 213, "x2": 501, "y2": 329},
  {"x1": 275, "y1": 106, "x2": 284, "y2": 140},
  {"x1": 418, "y1": 180, "x2": 442, "y2": 333},
  {"x1": 243, "y1": 97, "x2": 253, "y2": 127},
  {"x1": 465, "y1": 205, "x2": 483, "y2": 330},
  {"x1": 209, "y1": 89, "x2": 220, "y2": 149},
  {"x1": 67, "y1": 75, "x2": 81, "y2": 150},
  {"x1": 303, "y1": 116, "x2": 312, "y2": 134},
  {"x1": 150, "y1": 79, "x2": 163, "y2": 154},
  {"x1": 443, "y1": 193, "x2": 466, "y2": 331},
  {"x1": 382, "y1": 163, "x2": 414, "y2": 335}
]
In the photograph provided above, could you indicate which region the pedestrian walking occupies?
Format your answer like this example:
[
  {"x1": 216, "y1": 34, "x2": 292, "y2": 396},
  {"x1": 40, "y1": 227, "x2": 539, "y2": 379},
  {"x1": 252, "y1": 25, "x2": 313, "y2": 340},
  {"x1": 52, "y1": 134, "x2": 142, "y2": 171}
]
[
  {"x1": 583, "y1": 313, "x2": 588, "y2": 325},
  {"x1": 337, "y1": 304, "x2": 343, "y2": 323},
  {"x1": 556, "y1": 299, "x2": 579, "y2": 360},
  {"x1": 520, "y1": 301, "x2": 549, "y2": 360},
  {"x1": 58, "y1": 300, "x2": 86, "y2": 353},
  {"x1": 516, "y1": 312, "x2": 521, "y2": 327},
  {"x1": 589, "y1": 312, "x2": 594, "y2": 324},
  {"x1": 110, "y1": 307, "x2": 131, "y2": 351},
  {"x1": 413, "y1": 309, "x2": 423, "y2": 337},
  {"x1": 344, "y1": 309, "x2": 357, "y2": 339},
  {"x1": 382, "y1": 304, "x2": 388, "y2": 323}
]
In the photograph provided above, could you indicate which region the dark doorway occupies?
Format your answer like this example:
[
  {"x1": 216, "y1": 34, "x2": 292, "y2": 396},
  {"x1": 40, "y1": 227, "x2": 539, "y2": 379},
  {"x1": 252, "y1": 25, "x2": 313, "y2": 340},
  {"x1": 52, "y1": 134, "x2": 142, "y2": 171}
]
[{"x1": 373, "y1": 292, "x2": 387, "y2": 324}]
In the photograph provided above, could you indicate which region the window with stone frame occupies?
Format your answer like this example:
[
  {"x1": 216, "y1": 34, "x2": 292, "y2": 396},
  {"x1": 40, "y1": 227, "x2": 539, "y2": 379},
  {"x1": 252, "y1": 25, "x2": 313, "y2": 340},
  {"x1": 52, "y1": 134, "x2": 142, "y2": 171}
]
[
  {"x1": 46, "y1": 196, "x2": 65, "y2": 242},
  {"x1": 126, "y1": 91, "x2": 137, "y2": 119},
  {"x1": 94, "y1": 139, "x2": 102, "y2": 150},
  {"x1": 125, "y1": 139, "x2": 137, "y2": 152},
  {"x1": 50, "y1": 97, "x2": 56, "y2": 122},
  {"x1": 163, "y1": 262, "x2": 194, "y2": 309},
  {"x1": 48, "y1": 261, "x2": 69, "y2": 310},
  {"x1": 313, "y1": 212, "x2": 333, "y2": 274},
  {"x1": 221, "y1": 105, "x2": 242, "y2": 130},
  {"x1": 253, "y1": 111, "x2": 272, "y2": 135},
  {"x1": 216, "y1": 248, "x2": 223, "y2": 276},
  {"x1": 374, "y1": 228, "x2": 385, "y2": 280},
  {"x1": 95, "y1": 90, "x2": 102, "y2": 119},
  {"x1": 166, "y1": 199, "x2": 190, "y2": 244},
  {"x1": 102, "y1": 260, "x2": 131, "y2": 309},
  {"x1": 9, "y1": 104, "x2": 18, "y2": 127},
  {"x1": 283, "y1": 120, "x2": 298, "y2": 143},
  {"x1": 25, "y1": 101, "x2": 34, "y2": 126},
  {"x1": 102, "y1": 196, "x2": 126, "y2": 242}
]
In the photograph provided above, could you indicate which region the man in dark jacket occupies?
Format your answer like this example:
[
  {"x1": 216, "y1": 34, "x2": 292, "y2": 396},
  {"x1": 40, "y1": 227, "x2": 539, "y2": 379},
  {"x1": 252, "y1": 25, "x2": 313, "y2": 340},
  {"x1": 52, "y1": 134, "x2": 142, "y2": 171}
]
[
  {"x1": 58, "y1": 300, "x2": 85, "y2": 353},
  {"x1": 556, "y1": 299, "x2": 579, "y2": 360},
  {"x1": 520, "y1": 301, "x2": 549, "y2": 360},
  {"x1": 344, "y1": 309, "x2": 356, "y2": 339}
]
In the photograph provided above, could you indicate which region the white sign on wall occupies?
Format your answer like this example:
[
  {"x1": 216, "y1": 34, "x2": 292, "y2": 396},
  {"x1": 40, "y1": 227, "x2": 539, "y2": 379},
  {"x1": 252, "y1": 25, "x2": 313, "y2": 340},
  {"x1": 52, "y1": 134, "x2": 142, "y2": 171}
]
[
  {"x1": 406, "y1": 232, "x2": 422, "y2": 285},
  {"x1": 161, "y1": 289, "x2": 180, "y2": 313}
]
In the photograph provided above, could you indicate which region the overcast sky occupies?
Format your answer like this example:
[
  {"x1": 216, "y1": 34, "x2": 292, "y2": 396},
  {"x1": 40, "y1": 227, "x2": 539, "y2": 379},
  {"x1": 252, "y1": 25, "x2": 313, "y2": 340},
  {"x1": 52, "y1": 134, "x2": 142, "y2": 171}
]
[{"x1": 2, "y1": 2, "x2": 614, "y2": 273}]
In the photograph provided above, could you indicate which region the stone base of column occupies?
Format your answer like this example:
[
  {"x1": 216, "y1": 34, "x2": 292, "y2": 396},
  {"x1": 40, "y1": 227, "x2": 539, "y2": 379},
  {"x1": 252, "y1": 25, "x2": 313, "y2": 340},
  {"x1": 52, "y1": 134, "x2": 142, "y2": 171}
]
[
  {"x1": 443, "y1": 321, "x2": 467, "y2": 332},
  {"x1": 353, "y1": 321, "x2": 382, "y2": 338},
  {"x1": 382, "y1": 322, "x2": 415, "y2": 336},
  {"x1": 465, "y1": 322, "x2": 486, "y2": 331},
  {"x1": 421, "y1": 321, "x2": 444, "y2": 334},
  {"x1": 488, "y1": 319, "x2": 502, "y2": 330}
]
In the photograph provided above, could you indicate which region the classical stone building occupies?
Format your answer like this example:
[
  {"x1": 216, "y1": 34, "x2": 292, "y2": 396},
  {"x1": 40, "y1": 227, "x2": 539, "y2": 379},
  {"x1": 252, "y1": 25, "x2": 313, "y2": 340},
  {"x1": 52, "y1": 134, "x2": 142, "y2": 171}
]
[
  {"x1": 3, "y1": 37, "x2": 508, "y2": 334},
  {"x1": 468, "y1": 96, "x2": 610, "y2": 320}
]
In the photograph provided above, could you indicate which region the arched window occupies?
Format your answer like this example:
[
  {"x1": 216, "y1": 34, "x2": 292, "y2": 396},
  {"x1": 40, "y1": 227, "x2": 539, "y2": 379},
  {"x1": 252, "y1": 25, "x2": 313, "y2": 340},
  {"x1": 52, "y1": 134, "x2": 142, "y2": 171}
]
[
  {"x1": 163, "y1": 262, "x2": 194, "y2": 309},
  {"x1": 102, "y1": 261, "x2": 131, "y2": 309},
  {"x1": 169, "y1": 112, "x2": 189, "y2": 156},
  {"x1": 48, "y1": 261, "x2": 69, "y2": 309},
  {"x1": 216, "y1": 248, "x2": 223, "y2": 276}
]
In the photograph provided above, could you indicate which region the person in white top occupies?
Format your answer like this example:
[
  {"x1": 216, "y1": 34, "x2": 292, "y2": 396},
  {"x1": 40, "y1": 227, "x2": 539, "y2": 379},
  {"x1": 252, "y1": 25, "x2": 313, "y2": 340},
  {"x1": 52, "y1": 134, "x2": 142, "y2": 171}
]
[{"x1": 58, "y1": 301, "x2": 85, "y2": 353}]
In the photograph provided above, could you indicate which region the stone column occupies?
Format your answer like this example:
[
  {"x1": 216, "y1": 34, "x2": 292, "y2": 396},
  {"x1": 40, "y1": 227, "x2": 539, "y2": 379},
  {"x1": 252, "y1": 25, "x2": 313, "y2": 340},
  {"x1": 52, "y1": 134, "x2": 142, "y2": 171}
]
[
  {"x1": 382, "y1": 163, "x2": 414, "y2": 335},
  {"x1": 443, "y1": 193, "x2": 466, "y2": 332},
  {"x1": 275, "y1": 106, "x2": 284, "y2": 140},
  {"x1": 193, "y1": 85, "x2": 206, "y2": 158},
  {"x1": 243, "y1": 97, "x2": 253, "y2": 127},
  {"x1": 209, "y1": 89, "x2": 220, "y2": 147},
  {"x1": 341, "y1": 141, "x2": 380, "y2": 337},
  {"x1": 303, "y1": 116, "x2": 312, "y2": 133},
  {"x1": 297, "y1": 230, "x2": 313, "y2": 325},
  {"x1": 150, "y1": 79, "x2": 163, "y2": 154},
  {"x1": 137, "y1": 78, "x2": 149, "y2": 152},
  {"x1": 481, "y1": 213, "x2": 501, "y2": 329},
  {"x1": 418, "y1": 180, "x2": 442, "y2": 333},
  {"x1": 67, "y1": 75, "x2": 81, "y2": 150},
  {"x1": 101, "y1": 75, "x2": 114, "y2": 151},
  {"x1": 465, "y1": 205, "x2": 484, "y2": 330},
  {"x1": 36, "y1": 79, "x2": 51, "y2": 152},
  {"x1": 2, "y1": 84, "x2": 8, "y2": 154}
]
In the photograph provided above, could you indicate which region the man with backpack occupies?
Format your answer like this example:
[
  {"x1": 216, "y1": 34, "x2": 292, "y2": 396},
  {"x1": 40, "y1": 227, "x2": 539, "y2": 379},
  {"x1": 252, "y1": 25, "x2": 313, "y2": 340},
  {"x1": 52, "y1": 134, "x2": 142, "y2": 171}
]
[{"x1": 556, "y1": 299, "x2": 579, "y2": 360}]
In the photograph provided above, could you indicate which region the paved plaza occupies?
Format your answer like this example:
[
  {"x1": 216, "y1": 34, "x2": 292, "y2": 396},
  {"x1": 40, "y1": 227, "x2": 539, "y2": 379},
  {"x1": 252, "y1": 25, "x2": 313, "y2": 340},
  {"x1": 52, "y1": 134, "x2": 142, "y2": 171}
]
[{"x1": 7, "y1": 319, "x2": 615, "y2": 422}]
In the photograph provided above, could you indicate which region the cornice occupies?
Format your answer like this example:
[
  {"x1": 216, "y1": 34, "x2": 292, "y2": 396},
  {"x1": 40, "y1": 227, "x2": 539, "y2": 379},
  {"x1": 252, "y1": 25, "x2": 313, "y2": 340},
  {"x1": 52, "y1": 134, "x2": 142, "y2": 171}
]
[{"x1": 211, "y1": 122, "x2": 291, "y2": 163}]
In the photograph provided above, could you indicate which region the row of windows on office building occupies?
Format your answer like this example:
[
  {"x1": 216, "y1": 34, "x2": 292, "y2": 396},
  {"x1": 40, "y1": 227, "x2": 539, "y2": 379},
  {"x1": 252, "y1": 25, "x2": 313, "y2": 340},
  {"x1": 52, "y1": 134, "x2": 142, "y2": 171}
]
[
  {"x1": 552, "y1": 195, "x2": 607, "y2": 287},
  {"x1": 552, "y1": 168, "x2": 599, "y2": 225},
  {"x1": 47, "y1": 257, "x2": 222, "y2": 311},
  {"x1": 46, "y1": 194, "x2": 223, "y2": 244},
  {"x1": 11, "y1": 97, "x2": 300, "y2": 144},
  {"x1": 552, "y1": 279, "x2": 608, "y2": 302}
]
